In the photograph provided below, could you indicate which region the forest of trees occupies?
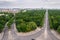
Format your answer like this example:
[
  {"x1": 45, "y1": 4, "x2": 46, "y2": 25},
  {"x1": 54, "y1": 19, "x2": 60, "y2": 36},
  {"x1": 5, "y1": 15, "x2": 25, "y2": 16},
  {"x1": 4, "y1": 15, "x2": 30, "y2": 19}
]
[
  {"x1": 48, "y1": 10, "x2": 60, "y2": 33},
  {"x1": 15, "y1": 9, "x2": 45, "y2": 32},
  {"x1": 0, "y1": 12, "x2": 14, "y2": 33},
  {"x1": 0, "y1": 9, "x2": 60, "y2": 33}
]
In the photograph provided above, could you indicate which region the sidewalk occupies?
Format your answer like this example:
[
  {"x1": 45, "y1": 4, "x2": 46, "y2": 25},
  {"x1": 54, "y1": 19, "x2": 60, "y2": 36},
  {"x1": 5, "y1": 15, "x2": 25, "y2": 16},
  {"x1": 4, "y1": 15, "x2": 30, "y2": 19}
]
[
  {"x1": 17, "y1": 27, "x2": 41, "y2": 36},
  {"x1": 8, "y1": 31, "x2": 14, "y2": 40},
  {"x1": 0, "y1": 32, "x2": 4, "y2": 40},
  {"x1": 51, "y1": 30, "x2": 60, "y2": 39}
]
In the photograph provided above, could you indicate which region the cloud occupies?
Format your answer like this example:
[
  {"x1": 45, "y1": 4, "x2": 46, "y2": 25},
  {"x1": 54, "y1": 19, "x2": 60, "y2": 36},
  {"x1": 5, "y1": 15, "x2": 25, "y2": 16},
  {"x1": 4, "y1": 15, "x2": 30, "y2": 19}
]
[
  {"x1": 0, "y1": 0, "x2": 60, "y2": 9},
  {"x1": 0, "y1": 0, "x2": 17, "y2": 2}
]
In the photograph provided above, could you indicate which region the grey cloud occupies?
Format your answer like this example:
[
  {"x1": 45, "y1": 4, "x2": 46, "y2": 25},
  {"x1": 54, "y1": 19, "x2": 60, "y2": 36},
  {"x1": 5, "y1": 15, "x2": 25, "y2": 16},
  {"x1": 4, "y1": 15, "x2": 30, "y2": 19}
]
[
  {"x1": 0, "y1": 1, "x2": 13, "y2": 7},
  {"x1": 0, "y1": 0, "x2": 60, "y2": 8}
]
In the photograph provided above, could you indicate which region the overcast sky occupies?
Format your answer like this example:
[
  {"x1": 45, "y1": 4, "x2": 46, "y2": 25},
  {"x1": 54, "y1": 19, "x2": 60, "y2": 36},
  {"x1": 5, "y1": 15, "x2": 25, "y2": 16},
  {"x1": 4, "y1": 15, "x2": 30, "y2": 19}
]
[{"x1": 0, "y1": 0, "x2": 60, "y2": 9}]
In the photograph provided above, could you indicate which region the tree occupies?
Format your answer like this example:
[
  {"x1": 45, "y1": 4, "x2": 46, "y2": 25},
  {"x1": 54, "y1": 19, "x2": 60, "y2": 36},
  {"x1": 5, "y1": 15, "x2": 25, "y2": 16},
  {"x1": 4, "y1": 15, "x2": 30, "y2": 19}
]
[
  {"x1": 0, "y1": 24, "x2": 4, "y2": 33},
  {"x1": 16, "y1": 10, "x2": 45, "y2": 32},
  {"x1": 16, "y1": 22, "x2": 37, "y2": 32},
  {"x1": 27, "y1": 22, "x2": 37, "y2": 30},
  {"x1": 17, "y1": 23, "x2": 27, "y2": 32},
  {"x1": 57, "y1": 26, "x2": 60, "y2": 33}
]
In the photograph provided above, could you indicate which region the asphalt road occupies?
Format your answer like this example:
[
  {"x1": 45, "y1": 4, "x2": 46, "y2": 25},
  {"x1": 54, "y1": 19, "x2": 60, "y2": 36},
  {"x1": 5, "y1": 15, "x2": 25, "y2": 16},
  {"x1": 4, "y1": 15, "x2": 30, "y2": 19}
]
[
  {"x1": 44, "y1": 9, "x2": 59, "y2": 40},
  {"x1": 11, "y1": 21, "x2": 45, "y2": 40},
  {"x1": 1, "y1": 24, "x2": 8, "y2": 40}
]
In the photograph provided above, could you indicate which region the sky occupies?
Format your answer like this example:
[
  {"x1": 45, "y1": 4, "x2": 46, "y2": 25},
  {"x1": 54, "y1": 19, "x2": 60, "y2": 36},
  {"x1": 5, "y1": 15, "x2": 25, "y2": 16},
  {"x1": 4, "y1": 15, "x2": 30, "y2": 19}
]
[{"x1": 0, "y1": 0, "x2": 60, "y2": 9}]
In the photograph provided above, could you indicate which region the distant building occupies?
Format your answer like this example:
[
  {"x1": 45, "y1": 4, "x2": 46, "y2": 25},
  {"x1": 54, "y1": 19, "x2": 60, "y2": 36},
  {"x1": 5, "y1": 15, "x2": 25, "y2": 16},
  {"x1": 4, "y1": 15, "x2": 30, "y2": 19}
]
[{"x1": 0, "y1": 8, "x2": 20, "y2": 13}]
